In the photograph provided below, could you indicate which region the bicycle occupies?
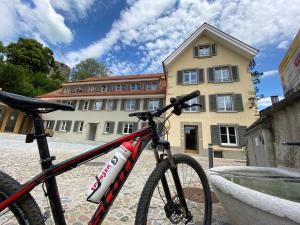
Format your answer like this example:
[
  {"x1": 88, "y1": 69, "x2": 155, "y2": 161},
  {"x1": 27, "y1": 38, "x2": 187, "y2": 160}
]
[{"x1": 0, "y1": 90, "x2": 212, "y2": 225}]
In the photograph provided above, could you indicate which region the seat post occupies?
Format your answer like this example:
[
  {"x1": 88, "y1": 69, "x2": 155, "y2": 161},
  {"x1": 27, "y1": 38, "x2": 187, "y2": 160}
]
[{"x1": 31, "y1": 113, "x2": 67, "y2": 225}]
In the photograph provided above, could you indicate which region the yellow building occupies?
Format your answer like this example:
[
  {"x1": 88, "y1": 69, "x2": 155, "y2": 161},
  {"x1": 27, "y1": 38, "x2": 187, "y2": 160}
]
[{"x1": 163, "y1": 23, "x2": 258, "y2": 159}]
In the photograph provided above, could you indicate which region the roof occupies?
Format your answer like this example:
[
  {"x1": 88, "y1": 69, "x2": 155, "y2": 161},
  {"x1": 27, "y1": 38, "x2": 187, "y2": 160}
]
[
  {"x1": 163, "y1": 22, "x2": 259, "y2": 65},
  {"x1": 62, "y1": 73, "x2": 164, "y2": 86}
]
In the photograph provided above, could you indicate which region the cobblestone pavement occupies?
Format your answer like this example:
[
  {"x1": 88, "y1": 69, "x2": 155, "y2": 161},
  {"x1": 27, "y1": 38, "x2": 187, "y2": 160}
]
[{"x1": 0, "y1": 134, "x2": 245, "y2": 225}]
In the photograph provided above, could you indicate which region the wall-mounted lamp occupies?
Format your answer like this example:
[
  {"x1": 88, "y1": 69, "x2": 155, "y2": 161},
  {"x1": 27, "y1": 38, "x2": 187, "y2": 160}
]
[{"x1": 248, "y1": 96, "x2": 256, "y2": 108}]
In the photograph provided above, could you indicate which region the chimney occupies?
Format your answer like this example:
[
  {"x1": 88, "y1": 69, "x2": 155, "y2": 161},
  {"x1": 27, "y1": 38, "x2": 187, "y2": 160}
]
[{"x1": 271, "y1": 96, "x2": 279, "y2": 105}]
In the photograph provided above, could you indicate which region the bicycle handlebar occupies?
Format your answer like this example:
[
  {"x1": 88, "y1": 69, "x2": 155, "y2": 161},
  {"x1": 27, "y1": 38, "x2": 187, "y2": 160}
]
[{"x1": 128, "y1": 90, "x2": 200, "y2": 120}]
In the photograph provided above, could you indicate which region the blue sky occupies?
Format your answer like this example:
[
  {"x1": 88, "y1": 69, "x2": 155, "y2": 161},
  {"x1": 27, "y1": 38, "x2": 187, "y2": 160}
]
[{"x1": 0, "y1": 0, "x2": 299, "y2": 109}]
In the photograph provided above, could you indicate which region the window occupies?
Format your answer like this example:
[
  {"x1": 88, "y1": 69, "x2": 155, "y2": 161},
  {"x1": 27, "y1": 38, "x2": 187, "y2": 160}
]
[
  {"x1": 183, "y1": 97, "x2": 198, "y2": 112},
  {"x1": 59, "y1": 121, "x2": 67, "y2": 131},
  {"x1": 77, "y1": 121, "x2": 84, "y2": 132},
  {"x1": 220, "y1": 126, "x2": 237, "y2": 146},
  {"x1": 63, "y1": 88, "x2": 70, "y2": 93},
  {"x1": 146, "y1": 83, "x2": 158, "y2": 90},
  {"x1": 183, "y1": 70, "x2": 198, "y2": 84},
  {"x1": 123, "y1": 123, "x2": 133, "y2": 134},
  {"x1": 83, "y1": 101, "x2": 89, "y2": 110},
  {"x1": 104, "y1": 122, "x2": 111, "y2": 133},
  {"x1": 76, "y1": 87, "x2": 82, "y2": 92},
  {"x1": 66, "y1": 101, "x2": 73, "y2": 106},
  {"x1": 198, "y1": 45, "x2": 210, "y2": 57},
  {"x1": 44, "y1": 120, "x2": 52, "y2": 129},
  {"x1": 214, "y1": 67, "x2": 230, "y2": 82},
  {"x1": 115, "y1": 84, "x2": 122, "y2": 91},
  {"x1": 126, "y1": 99, "x2": 136, "y2": 110},
  {"x1": 94, "y1": 100, "x2": 103, "y2": 110},
  {"x1": 107, "y1": 100, "x2": 114, "y2": 110},
  {"x1": 216, "y1": 95, "x2": 233, "y2": 112},
  {"x1": 148, "y1": 99, "x2": 159, "y2": 110},
  {"x1": 131, "y1": 83, "x2": 141, "y2": 90}
]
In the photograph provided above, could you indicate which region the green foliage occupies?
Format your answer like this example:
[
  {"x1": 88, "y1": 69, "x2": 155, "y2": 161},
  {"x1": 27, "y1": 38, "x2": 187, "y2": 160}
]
[
  {"x1": 6, "y1": 38, "x2": 55, "y2": 73},
  {"x1": 249, "y1": 59, "x2": 264, "y2": 98},
  {"x1": 71, "y1": 58, "x2": 110, "y2": 81},
  {"x1": 0, "y1": 41, "x2": 5, "y2": 61},
  {"x1": 0, "y1": 62, "x2": 60, "y2": 97}
]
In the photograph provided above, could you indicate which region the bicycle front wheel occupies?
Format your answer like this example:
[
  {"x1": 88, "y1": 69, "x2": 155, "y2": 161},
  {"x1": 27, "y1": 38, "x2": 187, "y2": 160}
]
[{"x1": 135, "y1": 154, "x2": 212, "y2": 225}]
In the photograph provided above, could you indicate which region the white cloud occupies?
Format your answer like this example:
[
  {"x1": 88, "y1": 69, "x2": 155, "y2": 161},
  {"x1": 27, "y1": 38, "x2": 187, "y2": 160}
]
[
  {"x1": 0, "y1": 0, "x2": 73, "y2": 45},
  {"x1": 63, "y1": 0, "x2": 300, "y2": 73},
  {"x1": 277, "y1": 40, "x2": 289, "y2": 49},
  {"x1": 50, "y1": 0, "x2": 95, "y2": 20},
  {"x1": 261, "y1": 70, "x2": 279, "y2": 79},
  {"x1": 257, "y1": 96, "x2": 284, "y2": 110}
]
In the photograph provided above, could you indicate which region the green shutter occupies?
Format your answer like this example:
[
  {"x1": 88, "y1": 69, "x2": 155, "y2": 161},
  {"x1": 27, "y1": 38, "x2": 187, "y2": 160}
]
[
  {"x1": 117, "y1": 122, "x2": 123, "y2": 134},
  {"x1": 238, "y1": 126, "x2": 247, "y2": 146},
  {"x1": 121, "y1": 100, "x2": 126, "y2": 110},
  {"x1": 209, "y1": 95, "x2": 217, "y2": 112},
  {"x1": 55, "y1": 121, "x2": 61, "y2": 131},
  {"x1": 198, "y1": 69, "x2": 204, "y2": 83},
  {"x1": 198, "y1": 95, "x2": 206, "y2": 112},
  {"x1": 177, "y1": 71, "x2": 183, "y2": 85},
  {"x1": 78, "y1": 100, "x2": 84, "y2": 110},
  {"x1": 135, "y1": 99, "x2": 140, "y2": 110},
  {"x1": 112, "y1": 99, "x2": 118, "y2": 110},
  {"x1": 231, "y1": 65, "x2": 239, "y2": 81},
  {"x1": 49, "y1": 120, "x2": 55, "y2": 129},
  {"x1": 193, "y1": 46, "x2": 198, "y2": 57},
  {"x1": 72, "y1": 101, "x2": 77, "y2": 109},
  {"x1": 159, "y1": 98, "x2": 164, "y2": 109},
  {"x1": 234, "y1": 94, "x2": 244, "y2": 112},
  {"x1": 66, "y1": 121, "x2": 72, "y2": 132},
  {"x1": 102, "y1": 100, "x2": 107, "y2": 110},
  {"x1": 109, "y1": 122, "x2": 115, "y2": 134},
  {"x1": 89, "y1": 100, "x2": 95, "y2": 110},
  {"x1": 143, "y1": 99, "x2": 148, "y2": 110},
  {"x1": 211, "y1": 44, "x2": 217, "y2": 55},
  {"x1": 73, "y1": 121, "x2": 79, "y2": 132},
  {"x1": 211, "y1": 125, "x2": 220, "y2": 145},
  {"x1": 207, "y1": 68, "x2": 214, "y2": 82}
]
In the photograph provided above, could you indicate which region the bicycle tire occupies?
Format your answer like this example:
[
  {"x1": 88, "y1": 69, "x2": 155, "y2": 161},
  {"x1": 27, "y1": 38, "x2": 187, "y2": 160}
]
[
  {"x1": 135, "y1": 154, "x2": 212, "y2": 225},
  {"x1": 0, "y1": 171, "x2": 45, "y2": 225}
]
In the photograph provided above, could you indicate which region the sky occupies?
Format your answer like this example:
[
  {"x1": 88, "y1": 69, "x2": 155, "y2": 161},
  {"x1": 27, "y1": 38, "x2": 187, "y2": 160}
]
[{"x1": 0, "y1": 0, "x2": 299, "y2": 110}]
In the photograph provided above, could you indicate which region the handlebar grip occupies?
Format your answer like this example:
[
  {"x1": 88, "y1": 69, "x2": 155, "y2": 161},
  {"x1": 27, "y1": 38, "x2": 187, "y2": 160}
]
[
  {"x1": 177, "y1": 90, "x2": 200, "y2": 104},
  {"x1": 128, "y1": 112, "x2": 139, "y2": 117}
]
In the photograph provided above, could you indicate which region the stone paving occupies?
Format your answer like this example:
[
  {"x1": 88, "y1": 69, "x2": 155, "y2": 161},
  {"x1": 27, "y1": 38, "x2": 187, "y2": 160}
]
[{"x1": 0, "y1": 134, "x2": 245, "y2": 225}]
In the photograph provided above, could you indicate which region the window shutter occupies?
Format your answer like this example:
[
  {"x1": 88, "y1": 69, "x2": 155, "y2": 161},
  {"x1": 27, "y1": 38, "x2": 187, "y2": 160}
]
[
  {"x1": 102, "y1": 100, "x2": 107, "y2": 110},
  {"x1": 78, "y1": 100, "x2": 84, "y2": 110},
  {"x1": 159, "y1": 98, "x2": 164, "y2": 109},
  {"x1": 198, "y1": 69, "x2": 204, "y2": 83},
  {"x1": 211, "y1": 44, "x2": 217, "y2": 55},
  {"x1": 234, "y1": 94, "x2": 244, "y2": 112},
  {"x1": 73, "y1": 121, "x2": 79, "y2": 132},
  {"x1": 211, "y1": 125, "x2": 220, "y2": 145},
  {"x1": 177, "y1": 71, "x2": 183, "y2": 85},
  {"x1": 193, "y1": 46, "x2": 198, "y2": 57},
  {"x1": 143, "y1": 99, "x2": 148, "y2": 110},
  {"x1": 198, "y1": 95, "x2": 206, "y2": 112},
  {"x1": 207, "y1": 68, "x2": 214, "y2": 82},
  {"x1": 89, "y1": 100, "x2": 95, "y2": 110},
  {"x1": 109, "y1": 122, "x2": 115, "y2": 134},
  {"x1": 117, "y1": 122, "x2": 123, "y2": 134},
  {"x1": 238, "y1": 126, "x2": 247, "y2": 147},
  {"x1": 135, "y1": 99, "x2": 140, "y2": 110},
  {"x1": 49, "y1": 120, "x2": 55, "y2": 129},
  {"x1": 55, "y1": 121, "x2": 61, "y2": 131},
  {"x1": 112, "y1": 99, "x2": 118, "y2": 110},
  {"x1": 133, "y1": 122, "x2": 138, "y2": 132},
  {"x1": 209, "y1": 95, "x2": 217, "y2": 112},
  {"x1": 66, "y1": 121, "x2": 72, "y2": 132},
  {"x1": 72, "y1": 101, "x2": 77, "y2": 109},
  {"x1": 231, "y1": 65, "x2": 239, "y2": 81},
  {"x1": 121, "y1": 100, "x2": 126, "y2": 110}
]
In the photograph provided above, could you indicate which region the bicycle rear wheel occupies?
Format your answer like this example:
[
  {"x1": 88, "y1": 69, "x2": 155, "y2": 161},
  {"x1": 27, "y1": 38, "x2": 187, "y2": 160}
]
[
  {"x1": 0, "y1": 171, "x2": 45, "y2": 225},
  {"x1": 135, "y1": 154, "x2": 212, "y2": 225}
]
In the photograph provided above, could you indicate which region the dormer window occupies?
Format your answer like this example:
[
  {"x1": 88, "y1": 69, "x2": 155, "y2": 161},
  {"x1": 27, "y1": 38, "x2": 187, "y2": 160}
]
[
  {"x1": 194, "y1": 44, "x2": 216, "y2": 58},
  {"x1": 76, "y1": 87, "x2": 82, "y2": 92},
  {"x1": 146, "y1": 83, "x2": 158, "y2": 90}
]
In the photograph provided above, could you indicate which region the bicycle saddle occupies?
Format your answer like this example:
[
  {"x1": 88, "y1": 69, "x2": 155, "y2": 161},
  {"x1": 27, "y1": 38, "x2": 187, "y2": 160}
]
[{"x1": 0, "y1": 91, "x2": 74, "y2": 113}]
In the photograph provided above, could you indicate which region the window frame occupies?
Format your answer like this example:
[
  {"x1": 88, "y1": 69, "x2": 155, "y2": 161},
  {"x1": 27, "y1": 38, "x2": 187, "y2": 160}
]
[
  {"x1": 148, "y1": 99, "x2": 160, "y2": 111},
  {"x1": 104, "y1": 122, "x2": 111, "y2": 133},
  {"x1": 214, "y1": 66, "x2": 232, "y2": 82},
  {"x1": 216, "y1": 94, "x2": 234, "y2": 112},
  {"x1": 125, "y1": 99, "x2": 136, "y2": 110},
  {"x1": 219, "y1": 126, "x2": 238, "y2": 146},
  {"x1": 59, "y1": 121, "x2": 67, "y2": 132},
  {"x1": 145, "y1": 82, "x2": 158, "y2": 90},
  {"x1": 83, "y1": 100, "x2": 89, "y2": 110},
  {"x1": 44, "y1": 120, "x2": 52, "y2": 129},
  {"x1": 183, "y1": 70, "x2": 198, "y2": 84},
  {"x1": 107, "y1": 100, "x2": 114, "y2": 110},
  {"x1": 122, "y1": 122, "x2": 133, "y2": 134},
  {"x1": 94, "y1": 100, "x2": 103, "y2": 111},
  {"x1": 198, "y1": 45, "x2": 211, "y2": 57},
  {"x1": 131, "y1": 83, "x2": 141, "y2": 91},
  {"x1": 77, "y1": 121, "x2": 84, "y2": 132}
]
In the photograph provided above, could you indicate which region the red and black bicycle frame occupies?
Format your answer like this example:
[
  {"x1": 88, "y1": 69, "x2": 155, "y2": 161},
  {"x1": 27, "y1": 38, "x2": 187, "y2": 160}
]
[{"x1": 0, "y1": 114, "x2": 152, "y2": 225}]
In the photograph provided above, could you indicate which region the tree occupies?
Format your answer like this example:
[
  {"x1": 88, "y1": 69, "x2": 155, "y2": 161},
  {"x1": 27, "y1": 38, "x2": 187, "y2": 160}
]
[
  {"x1": 71, "y1": 58, "x2": 110, "y2": 81},
  {"x1": 249, "y1": 59, "x2": 264, "y2": 99},
  {"x1": 5, "y1": 38, "x2": 55, "y2": 73},
  {"x1": 0, "y1": 41, "x2": 5, "y2": 61}
]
